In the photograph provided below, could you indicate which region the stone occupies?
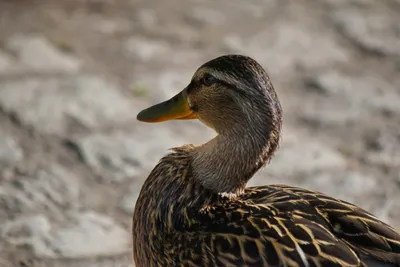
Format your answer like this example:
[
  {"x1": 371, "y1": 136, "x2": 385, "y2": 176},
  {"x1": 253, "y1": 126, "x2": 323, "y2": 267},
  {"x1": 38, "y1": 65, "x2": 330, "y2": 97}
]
[
  {"x1": 0, "y1": 50, "x2": 13, "y2": 73},
  {"x1": 1, "y1": 215, "x2": 54, "y2": 257},
  {"x1": 0, "y1": 164, "x2": 80, "y2": 216},
  {"x1": 298, "y1": 171, "x2": 391, "y2": 221},
  {"x1": 321, "y1": 0, "x2": 374, "y2": 6},
  {"x1": 0, "y1": 257, "x2": 13, "y2": 267},
  {"x1": 46, "y1": 258, "x2": 134, "y2": 267},
  {"x1": 363, "y1": 128, "x2": 400, "y2": 167},
  {"x1": 300, "y1": 171, "x2": 378, "y2": 203},
  {"x1": 1, "y1": 212, "x2": 130, "y2": 259},
  {"x1": 132, "y1": 69, "x2": 195, "y2": 102},
  {"x1": 36, "y1": 258, "x2": 134, "y2": 267},
  {"x1": 5, "y1": 35, "x2": 80, "y2": 73},
  {"x1": 73, "y1": 121, "x2": 213, "y2": 182},
  {"x1": 252, "y1": 169, "x2": 388, "y2": 225},
  {"x1": 0, "y1": 75, "x2": 135, "y2": 136},
  {"x1": 73, "y1": 130, "x2": 143, "y2": 183},
  {"x1": 332, "y1": 7, "x2": 400, "y2": 57},
  {"x1": 0, "y1": 130, "x2": 23, "y2": 166},
  {"x1": 185, "y1": 6, "x2": 227, "y2": 25},
  {"x1": 125, "y1": 37, "x2": 170, "y2": 61},
  {"x1": 251, "y1": 130, "x2": 347, "y2": 187},
  {"x1": 93, "y1": 18, "x2": 131, "y2": 35},
  {"x1": 186, "y1": 1, "x2": 274, "y2": 24},
  {"x1": 136, "y1": 8, "x2": 158, "y2": 27},
  {"x1": 385, "y1": 200, "x2": 400, "y2": 230},
  {"x1": 264, "y1": 137, "x2": 347, "y2": 177},
  {"x1": 303, "y1": 71, "x2": 400, "y2": 124},
  {"x1": 223, "y1": 21, "x2": 349, "y2": 77},
  {"x1": 119, "y1": 185, "x2": 140, "y2": 215}
]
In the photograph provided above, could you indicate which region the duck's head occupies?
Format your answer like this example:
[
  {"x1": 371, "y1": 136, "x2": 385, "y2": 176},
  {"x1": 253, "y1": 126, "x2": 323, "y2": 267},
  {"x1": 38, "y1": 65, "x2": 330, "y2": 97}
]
[
  {"x1": 137, "y1": 55, "x2": 282, "y2": 136},
  {"x1": 137, "y1": 55, "x2": 282, "y2": 193}
]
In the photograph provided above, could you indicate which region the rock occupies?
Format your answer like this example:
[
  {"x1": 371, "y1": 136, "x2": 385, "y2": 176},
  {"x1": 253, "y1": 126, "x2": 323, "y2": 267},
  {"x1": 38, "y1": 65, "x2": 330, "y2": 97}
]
[
  {"x1": 73, "y1": 130, "x2": 143, "y2": 183},
  {"x1": 125, "y1": 37, "x2": 170, "y2": 61},
  {"x1": 332, "y1": 7, "x2": 400, "y2": 57},
  {"x1": 131, "y1": 69, "x2": 195, "y2": 102},
  {"x1": 136, "y1": 8, "x2": 158, "y2": 27},
  {"x1": 34, "y1": 257, "x2": 134, "y2": 267},
  {"x1": 1, "y1": 215, "x2": 54, "y2": 257},
  {"x1": 363, "y1": 128, "x2": 400, "y2": 167},
  {"x1": 303, "y1": 71, "x2": 400, "y2": 124},
  {"x1": 223, "y1": 21, "x2": 349, "y2": 77},
  {"x1": 0, "y1": 164, "x2": 80, "y2": 216},
  {"x1": 385, "y1": 200, "x2": 400, "y2": 230},
  {"x1": 119, "y1": 185, "x2": 140, "y2": 215},
  {"x1": 0, "y1": 75, "x2": 135, "y2": 136},
  {"x1": 301, "y1": 101, "x2": 365, "y2": 125},
  {"x1": 253, "y1": 169, "x2": 388, "y2": 224},
  {"x1": 93, "y1": 18, "x2": 131, "y2": 35},
  {"x1": 45, "y1": 258, "x2": 134, "y2": 267},
  {"x1": 263, "y1": 137, "x2": 347, "y2": 177},
  {"x1": 185, "y1": 6, "x2": 227, "y2": 25},
  {"x1": 73, "y1": 121, "x2": 212, "y2": 182},
  {"x1": 250, "y1": 129, "x2": 346, "y2": 184},
  {"x1": 5, "y1": 35, "x2": 81, "y2": 73},
  {"x1": 299, "y1": 171, "x2": 392, "y2": 221},
  {"x1": 0, "y1": 257, "x2": 13, "y2": 267},
  {"x1": 1, "y1": 212, "x2": 130, "y2": 259},
  {"x1": 0, "y1": 130, "x2": 23, "y2": 166},
  {"x1": 0, "y1": 50, "x2": 13, "y2": 73},
  {"x1": 300, "y1": 171, "x2": 378, "y2": 203},
  {"x1": 183, "y1": 1, "x2": 272, "y2": 28},
  {"x1": 321, "y1": 0, "x2": 374, "y2": 6}
]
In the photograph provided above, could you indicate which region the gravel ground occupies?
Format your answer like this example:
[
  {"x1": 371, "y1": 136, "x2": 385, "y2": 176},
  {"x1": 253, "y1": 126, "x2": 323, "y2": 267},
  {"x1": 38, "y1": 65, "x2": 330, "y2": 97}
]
[{"x1": 0, "y1": 0, "x2": 399, "y2": 266}]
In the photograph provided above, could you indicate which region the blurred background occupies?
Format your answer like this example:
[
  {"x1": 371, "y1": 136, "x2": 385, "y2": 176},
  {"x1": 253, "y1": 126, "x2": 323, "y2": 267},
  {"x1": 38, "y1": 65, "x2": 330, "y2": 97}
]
[{"x1": 0, "y1": 0, "x2": 399, "y2": 266}]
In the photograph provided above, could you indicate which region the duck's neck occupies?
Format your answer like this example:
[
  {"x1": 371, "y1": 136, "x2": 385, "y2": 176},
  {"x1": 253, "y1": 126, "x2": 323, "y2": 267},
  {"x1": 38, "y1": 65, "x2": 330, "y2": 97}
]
[{"x1": 191, "y1": 111, "x2": 281, "y2": 195}]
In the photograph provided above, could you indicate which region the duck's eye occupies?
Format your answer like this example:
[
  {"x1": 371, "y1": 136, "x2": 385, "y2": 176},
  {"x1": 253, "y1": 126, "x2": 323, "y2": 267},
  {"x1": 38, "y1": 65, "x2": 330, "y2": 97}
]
[{"x1": 201, "y1": 74, "x2": 217, "y2": 87}]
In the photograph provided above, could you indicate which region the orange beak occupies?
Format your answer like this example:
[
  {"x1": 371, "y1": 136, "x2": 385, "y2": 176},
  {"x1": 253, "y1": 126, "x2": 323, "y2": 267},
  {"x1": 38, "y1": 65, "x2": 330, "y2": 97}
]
[{"x1": 137, "y1": 88, "x2": 196, "y2": 122}]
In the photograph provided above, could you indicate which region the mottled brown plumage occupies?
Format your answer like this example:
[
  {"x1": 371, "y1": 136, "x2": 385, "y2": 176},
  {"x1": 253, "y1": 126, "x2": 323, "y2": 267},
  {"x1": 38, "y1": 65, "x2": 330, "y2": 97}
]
[{"x1": 133, "y1": 55, "x2": 400, "y2": 267}]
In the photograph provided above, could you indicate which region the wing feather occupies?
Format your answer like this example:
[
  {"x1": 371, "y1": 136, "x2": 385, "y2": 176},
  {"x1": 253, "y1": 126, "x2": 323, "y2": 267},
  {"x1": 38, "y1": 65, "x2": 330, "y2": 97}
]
[{"x1": 188, "y1": 185, "x2": 400, "y2": 266}]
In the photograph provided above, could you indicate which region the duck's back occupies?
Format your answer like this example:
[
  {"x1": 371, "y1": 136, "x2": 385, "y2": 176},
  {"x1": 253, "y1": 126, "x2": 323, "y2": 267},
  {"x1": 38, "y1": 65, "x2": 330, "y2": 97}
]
[
  {"x1": 133, "y1": 150, "x2": 400, "y2": 267},
  {"x1": 167, "y1": 185, "x2": 400, "y2": 267},
  {"x1": 209, "y1": 184, "x2": 400, "y2": 267}
]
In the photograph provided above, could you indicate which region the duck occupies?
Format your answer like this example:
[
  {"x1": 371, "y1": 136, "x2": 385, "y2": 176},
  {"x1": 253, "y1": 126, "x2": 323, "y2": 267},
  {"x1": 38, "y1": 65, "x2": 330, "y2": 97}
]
[{"x1": 132, "y1": 55, "x2": 400, "y2": 267}]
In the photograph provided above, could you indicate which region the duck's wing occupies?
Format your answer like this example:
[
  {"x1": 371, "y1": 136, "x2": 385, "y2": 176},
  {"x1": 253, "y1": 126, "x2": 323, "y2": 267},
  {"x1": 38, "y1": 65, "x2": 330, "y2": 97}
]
[
  {"x1": 242, "y1": 185, "x2": 400, "y2": 266},
  {"x1": 194, "y1": 199, "x2": 363, "y2": 267}
]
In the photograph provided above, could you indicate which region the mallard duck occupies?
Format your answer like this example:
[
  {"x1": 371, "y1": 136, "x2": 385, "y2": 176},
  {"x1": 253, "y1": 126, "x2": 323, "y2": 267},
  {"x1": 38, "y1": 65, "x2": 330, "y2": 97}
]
[{"x1": 132, "y1": 55, "x2": 400, "y2": 267}]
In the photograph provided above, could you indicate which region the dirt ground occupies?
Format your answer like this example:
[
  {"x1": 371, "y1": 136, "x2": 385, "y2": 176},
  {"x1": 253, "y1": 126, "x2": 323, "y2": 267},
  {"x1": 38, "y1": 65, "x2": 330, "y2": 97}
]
[{"x1": 0, "y1": 0, "x2": 399, "y2": 266}]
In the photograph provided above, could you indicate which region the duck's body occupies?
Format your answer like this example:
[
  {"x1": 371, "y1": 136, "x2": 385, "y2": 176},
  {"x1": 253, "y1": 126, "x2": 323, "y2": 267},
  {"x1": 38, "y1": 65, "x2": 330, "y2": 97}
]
[
  {"x1": 133, "y1": 55, "x2": 400, "y2": 266},
  {"x1": 134, "y1": 147, "x2": 400, "y2": 267}
]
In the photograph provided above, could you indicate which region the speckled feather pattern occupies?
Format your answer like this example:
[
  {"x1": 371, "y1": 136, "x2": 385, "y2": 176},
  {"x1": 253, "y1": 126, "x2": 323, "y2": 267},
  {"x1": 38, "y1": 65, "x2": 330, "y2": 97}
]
[
  {"x1": 133, "y1": 55, "x2": 400, "y2": 267},
  {"x1": 133, "y1": 147, "x2": 400, "y2": 267}
]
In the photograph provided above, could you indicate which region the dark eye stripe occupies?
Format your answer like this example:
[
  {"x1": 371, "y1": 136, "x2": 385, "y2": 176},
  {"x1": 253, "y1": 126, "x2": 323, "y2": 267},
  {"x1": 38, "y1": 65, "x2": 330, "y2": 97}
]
[
  {"x1": 217, "y1": 79, "x2": 248, "y2": 97},
  {"x1": 188, "y1": 75, "x2": 247, "y2": 97}
]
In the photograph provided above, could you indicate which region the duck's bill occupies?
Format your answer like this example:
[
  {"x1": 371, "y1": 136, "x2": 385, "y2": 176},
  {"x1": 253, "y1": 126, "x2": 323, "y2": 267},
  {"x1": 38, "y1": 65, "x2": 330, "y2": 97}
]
[{"x1": 136, "y1": 88, "x2": 196, "y2": 122}]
